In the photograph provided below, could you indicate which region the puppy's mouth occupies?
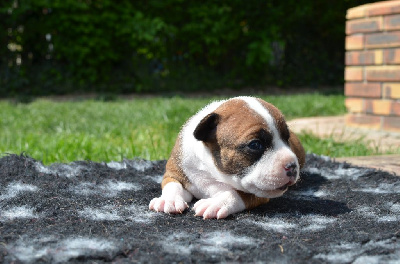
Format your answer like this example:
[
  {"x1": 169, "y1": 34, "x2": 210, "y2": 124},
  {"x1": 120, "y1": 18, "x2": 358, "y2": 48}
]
[
  {"x1": 249, "y1": 181, "x2": 293, "y2": 198},
  {"x1": 277, "y1": 184, "x2": 289, "y2": 191},
  {"x1": 276, "y1": 180, "x2": 295, "y2": 191}
]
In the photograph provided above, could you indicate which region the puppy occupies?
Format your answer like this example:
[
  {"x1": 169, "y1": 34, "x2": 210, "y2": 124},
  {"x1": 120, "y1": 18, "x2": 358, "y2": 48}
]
[{"x1": 149, "y1": 96, "x2": 305, "y2": 219}]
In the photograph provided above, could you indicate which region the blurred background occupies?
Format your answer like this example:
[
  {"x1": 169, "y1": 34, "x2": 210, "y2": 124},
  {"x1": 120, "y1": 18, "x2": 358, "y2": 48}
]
[{"x1": 0, "y1": 0, "x2": 377, "y2": 97}]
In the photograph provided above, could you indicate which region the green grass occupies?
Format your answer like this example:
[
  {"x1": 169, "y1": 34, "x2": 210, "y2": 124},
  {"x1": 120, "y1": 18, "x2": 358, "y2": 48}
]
[
  {"x1": 0, "y1": 93, "x2": 390, "y2": 165},
  {"x1": 298, "y1": 133, "x2": 378, "y2": 157}
]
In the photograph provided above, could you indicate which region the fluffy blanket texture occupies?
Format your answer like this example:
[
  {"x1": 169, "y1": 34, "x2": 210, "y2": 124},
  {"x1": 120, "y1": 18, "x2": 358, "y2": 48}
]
[{"x1": 0, "y1": 154, "x2": 399, "y2": 263}]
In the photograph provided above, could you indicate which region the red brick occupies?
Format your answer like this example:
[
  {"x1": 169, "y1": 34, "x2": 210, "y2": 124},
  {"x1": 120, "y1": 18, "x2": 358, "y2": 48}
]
[
  {"x1": 345, "y1": 114, "x2": 381, "y2": 130},
  {"x1": 345, "y1": 98, "x2": 364, "y2": 113},
  {"x1": 384, "y1": 14, "x2": 400, "y2": 30},
  {"x1": 346, "y1": 18, "x2": 382, "y2": 34},
  {"x1": 383, "y1": 83, "x2": 400, "y2": 98},
  {"x1": 365, "y1": 32, "x2": 400, "y2": 48},
  {"x1": 346, "y1": 35, "x2": 364, "y2": 50},
  {"x1": 383, "y1": 116, "x2": 400, "y2": 132},
  {"x1": 345, "y1": 67, "x2": 364, "y2": 81},
  {"x1": 345, "y1": 83, "x2": 381, "y2": 98},
  {"x1": 347, "y1": 6, "x2": 367, "y2": 19},
  {"x1": 367, "y1": 2, "x2": 400, "y2": 17},
  {"x1": 392, "y1": 100, "x2": 400, "y2": 116},
  {"x1": 347, "y1": 1, "x2": 400, "y2": 19},
  {"x1": 383, "y1": 48, "x2": 400, "y2": 64},
  {"x1": 346, "y1": 51, "x2": 382, "y2": 65},
  {"x1": 366, "y1": 66, "x2": 400, "y2": 81},
  {"x1": 364, "y1": 99, "x2": 400, "y2": 116},
  {"x1": 364, "y1": 99, "x2": 393, "y2": 115}
]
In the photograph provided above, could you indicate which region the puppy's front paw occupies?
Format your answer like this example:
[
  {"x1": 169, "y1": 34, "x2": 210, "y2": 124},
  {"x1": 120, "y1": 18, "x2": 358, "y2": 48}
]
[
  {"x1": 193, "y1": 191, "x2": 245, "y2": 219},
  {"x1": 149, "y1": 181, "x2": 193, "y2": 215},
  {"x1": 149, "y1": 196, "x2": 188, "y2": 214},
  {"x1": 193, "y1": 198, "x2": 229, "y2": 219}
]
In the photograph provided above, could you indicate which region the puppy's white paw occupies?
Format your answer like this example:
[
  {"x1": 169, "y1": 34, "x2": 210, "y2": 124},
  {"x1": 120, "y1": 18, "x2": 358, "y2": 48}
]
[
  {"x1": 149, "y1": 196, "x2": 188, "y2": 214},
  {"x1": 193, "y1": 198, "x2": 229, "y2": 219},
  {"x1": 149, "y1": 182, "x2": 193, "y2": 214},
  {"x1": 193, "y1": 191, "x2": 245, "y2": 219}
]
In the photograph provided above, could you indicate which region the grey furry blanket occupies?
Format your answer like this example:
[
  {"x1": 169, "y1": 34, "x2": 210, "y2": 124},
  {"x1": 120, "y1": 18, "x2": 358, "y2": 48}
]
[{"x1": 0, "y1": 154, "x2": 399, "y2": 263}]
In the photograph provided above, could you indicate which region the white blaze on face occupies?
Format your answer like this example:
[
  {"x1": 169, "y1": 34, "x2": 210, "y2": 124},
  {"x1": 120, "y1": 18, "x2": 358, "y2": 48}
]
[{"x1": 239, "y1": 97, "x2": 299, "y2": 198}]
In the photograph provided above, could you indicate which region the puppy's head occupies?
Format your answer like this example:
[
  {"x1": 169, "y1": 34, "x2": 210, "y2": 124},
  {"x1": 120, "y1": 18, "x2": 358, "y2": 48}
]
[{"x1": 193, "y1": 97, "x2": 303, "y2": 198}]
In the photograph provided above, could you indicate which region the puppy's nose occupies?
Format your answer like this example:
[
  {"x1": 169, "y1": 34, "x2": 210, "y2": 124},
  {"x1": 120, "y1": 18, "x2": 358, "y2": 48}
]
[{"x1": 284, "y1": 162, "x2": 298, "y2": 178}]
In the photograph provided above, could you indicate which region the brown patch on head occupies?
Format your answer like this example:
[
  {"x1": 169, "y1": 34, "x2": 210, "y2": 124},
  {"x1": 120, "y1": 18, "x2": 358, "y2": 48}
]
[
  {"x1": 194, "y1": 97, "x2": 306, "y2": 175},
  {"x1": 194, "y1": 99, "x2": 274, "y2": 175}
]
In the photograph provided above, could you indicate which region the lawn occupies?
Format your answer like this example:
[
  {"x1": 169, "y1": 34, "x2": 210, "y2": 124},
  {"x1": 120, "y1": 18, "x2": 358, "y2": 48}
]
[{"x1": 0, "y1": 93, "x2": 389, "y2": 165}]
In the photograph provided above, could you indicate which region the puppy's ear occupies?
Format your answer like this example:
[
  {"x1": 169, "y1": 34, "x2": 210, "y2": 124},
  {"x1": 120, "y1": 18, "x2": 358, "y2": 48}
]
[{"x1": 193, "y1": 113, "x2": 220, "y2": 142}]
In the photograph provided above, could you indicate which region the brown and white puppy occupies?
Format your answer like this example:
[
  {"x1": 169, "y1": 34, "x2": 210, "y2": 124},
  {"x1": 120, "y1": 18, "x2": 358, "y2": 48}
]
[{"x1": 149, "y1": 96, "x2": 305, "y2": 219}]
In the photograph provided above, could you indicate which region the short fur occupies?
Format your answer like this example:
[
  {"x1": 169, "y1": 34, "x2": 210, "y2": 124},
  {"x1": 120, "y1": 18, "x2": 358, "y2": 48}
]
[{"x1": 149, "y1": 97, "x2": 305, "y2": 219}]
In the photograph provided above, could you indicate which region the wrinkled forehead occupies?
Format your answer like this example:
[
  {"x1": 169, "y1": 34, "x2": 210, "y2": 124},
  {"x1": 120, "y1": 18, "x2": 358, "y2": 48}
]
[{"x1": 213, "y1": 97, "x2": 286, "y2": 140}]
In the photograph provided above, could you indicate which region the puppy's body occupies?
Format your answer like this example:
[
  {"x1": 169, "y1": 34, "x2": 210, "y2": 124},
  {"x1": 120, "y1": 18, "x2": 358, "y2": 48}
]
[{"x1": 149, "y1": 97, "x2": 305, "y2": 219}]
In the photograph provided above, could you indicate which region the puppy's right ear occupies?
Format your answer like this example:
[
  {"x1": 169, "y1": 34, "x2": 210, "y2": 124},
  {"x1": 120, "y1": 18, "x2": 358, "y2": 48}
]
[{"x1": 193, "y1": 113, "x2": 220, "y2": 142}]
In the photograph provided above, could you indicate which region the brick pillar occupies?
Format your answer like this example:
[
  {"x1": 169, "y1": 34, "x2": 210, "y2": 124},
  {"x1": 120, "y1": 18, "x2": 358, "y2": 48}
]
[{"x1": 345, "y1": 0, "x2": 400, "y2": 133}]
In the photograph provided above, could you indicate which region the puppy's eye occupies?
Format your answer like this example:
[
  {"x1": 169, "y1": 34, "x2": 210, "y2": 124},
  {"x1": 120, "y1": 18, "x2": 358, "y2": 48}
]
[{"x1": 247, "y1": 140, "x2": 265, "y2": 151}]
